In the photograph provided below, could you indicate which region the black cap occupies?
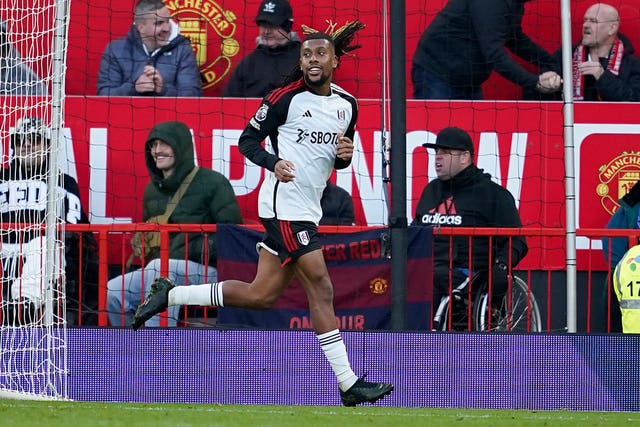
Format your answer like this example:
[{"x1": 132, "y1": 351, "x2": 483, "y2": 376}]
[
  {"x1": 422, "y1": 127, "x2": 474, "y2": 155},
  {"x1": 255, "y1": 0, "x2": 293, "y2": 32}
]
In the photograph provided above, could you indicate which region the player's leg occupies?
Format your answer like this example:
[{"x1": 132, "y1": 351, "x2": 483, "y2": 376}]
[
  {"x1": 290, "y1": 249, "x2": 335, "y2": 332},
  {"x1": 293, "y1": 249, "x2": 393, "y2": 406},
  {"x1": 141, "y1": 258, "x2": 217, "y2": 327},
  {"x1": 132, "y1": 247, "x2": 294, "y2": 329},
  {"x1": 215, "y1": 248, "x2": 294, "y2": 308},
  {"x1": 167, "y1": 247, "x2": 293, "y2": 308}
]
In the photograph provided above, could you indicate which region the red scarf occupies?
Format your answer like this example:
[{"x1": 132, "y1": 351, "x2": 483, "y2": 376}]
[{"x1": 572, "y1": 37, "x2": 624, "y2": 100}]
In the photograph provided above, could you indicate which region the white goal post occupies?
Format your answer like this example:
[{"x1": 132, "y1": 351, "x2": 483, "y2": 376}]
[{"x1": 0, "y1": 0, "x2": 71, "y2": 400}]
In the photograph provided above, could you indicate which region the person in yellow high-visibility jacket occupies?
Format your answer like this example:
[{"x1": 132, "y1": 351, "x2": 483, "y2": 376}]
[{"x1": 614, "y1": 244, "x2": 640, "y2": 333}]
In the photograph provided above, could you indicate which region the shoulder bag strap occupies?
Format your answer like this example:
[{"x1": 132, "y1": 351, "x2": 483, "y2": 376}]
[{"x1": 163, "y1": 166, "x2": 200, "y2": 219}]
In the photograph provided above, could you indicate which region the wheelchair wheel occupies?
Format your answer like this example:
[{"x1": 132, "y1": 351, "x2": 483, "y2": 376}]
[
  {"x1": 436, "y1": 293, "x2": 473, "y2": 331},
  {"x1": 473, "y1": 275, "x2": 542, "y2": 332}
]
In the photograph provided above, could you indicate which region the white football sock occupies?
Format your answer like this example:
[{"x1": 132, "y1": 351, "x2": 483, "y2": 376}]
[
  {"x1": 168, "y1": 281, "x2": 225, "y2": 307},
  {"x1": 317, "y1": 329, "x2": 358, "y2": 391}
]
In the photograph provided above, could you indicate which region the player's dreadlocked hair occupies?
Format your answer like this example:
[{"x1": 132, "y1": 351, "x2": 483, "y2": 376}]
[
  {"x1": 302, "y1": 20, "x2": 366, "y2": 56},
  {"x1": 279, "y1": 20, "x2": 365, "y2": 86}
]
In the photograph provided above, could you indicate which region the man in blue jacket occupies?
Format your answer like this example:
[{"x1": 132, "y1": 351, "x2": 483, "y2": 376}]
[
  {"x1": 0, "y1": 21, "x2": 47, "y2": 96},
  {"x1": 97, "y1": 0, "x2": 202, "y2": 96}
]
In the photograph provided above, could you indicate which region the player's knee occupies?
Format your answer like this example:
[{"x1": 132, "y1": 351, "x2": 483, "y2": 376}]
[
  {"x1": 106, "y1": 278, "x2": 122, "y2": 296},
  {"x1": 145, "y1": 258, "x2": 162, "y2": 272},
  {"x1": 306, "y1": 277, "x2": 334, "y2": 302}
]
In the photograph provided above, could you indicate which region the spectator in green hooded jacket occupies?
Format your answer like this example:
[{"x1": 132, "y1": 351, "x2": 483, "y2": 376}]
[{"x1": 107, "y1": 120, "x2": 241, "y2": 327}]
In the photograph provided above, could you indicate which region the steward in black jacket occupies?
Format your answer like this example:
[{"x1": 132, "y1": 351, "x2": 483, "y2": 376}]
[
  {"x1": 320, "y1": 182, "x2": 356, "y2": 226},
  {"x1": 223, "y1": 36, "x2": 301, "y2": 98}
]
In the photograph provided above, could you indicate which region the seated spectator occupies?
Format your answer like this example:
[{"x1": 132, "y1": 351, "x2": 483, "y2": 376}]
[
  {"x1": 97, "y1": 0, "x2": 202, "y2": 97},
  {"x1": 0, "y1": 20, "x2": 47, "y2": 96},
  {"x1": 532, "y1": 3, "x2": 640, "y2": 101},
  {"x1": 222, "y1": 0, "x2": 301, "y2": 98},
  {"x1": 411, "y1": 0, "x2": 561, "y2": 100},
  {"x1": 412, "y1": 127, "x2": 528, "y2": 329},
  {"x1": 320, "y1": 181, "x2": 355, "y2": 226},
  {"x1": 1, "y1": 116, "x2": 98, "y2": 326},
  {"x1": 602, "y1": 178, "x2": 640, "y2": 332},
  {"x1": 107, "y1": 120, "x2": 241, "y2": 327}
]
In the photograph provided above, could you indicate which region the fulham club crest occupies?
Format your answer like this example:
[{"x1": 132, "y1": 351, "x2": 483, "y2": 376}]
[{"x1": 297, "y1": 231, "x2": 310, "y2": 246}]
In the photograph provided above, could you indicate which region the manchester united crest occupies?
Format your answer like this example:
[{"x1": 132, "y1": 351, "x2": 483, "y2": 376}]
[
  {"x1": 167, "y1": 1, "x2": 240, "y2": 91},
  {"x1": 597, "y1": 151, "x2": 640, "y2": 215},
  {"x1": 369, "y1": 277, "x2": 388, "y2": 295}
]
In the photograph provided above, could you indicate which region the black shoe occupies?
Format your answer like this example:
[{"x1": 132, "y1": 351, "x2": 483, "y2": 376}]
[
  {"x1": 340, "y1": 377, "x2": 394, "y2": 406},
  {"x1": 131, "y1": 277, "x2": 175, "y2": 330}
]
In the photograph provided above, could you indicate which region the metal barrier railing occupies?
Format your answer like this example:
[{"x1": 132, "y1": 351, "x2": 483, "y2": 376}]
[{"x1": 58, "y1": 224, "x2": 640, "y2": 329}]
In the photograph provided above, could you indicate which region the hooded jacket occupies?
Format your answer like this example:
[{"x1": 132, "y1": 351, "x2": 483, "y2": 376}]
[
  {"x1": 142, "y1": 121, "x2": 242, "y2": 265},
  {"x1": 413, "y1": 164, "x2": 528, "y2": 270},
  {"x1": 223, "y1": 34, "x2": 301, "y2": 98},
  {"x1": 413, "y1": 0, "x2": 553, "y2": 89},
  {"x1": 97, "y1": 21, "x2": 202, "y2": 97}
]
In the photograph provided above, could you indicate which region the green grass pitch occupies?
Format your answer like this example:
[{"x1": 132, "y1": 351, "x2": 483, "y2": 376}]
[{"x1": 1, "y1": 401, "x2": 638, "y2": 427}]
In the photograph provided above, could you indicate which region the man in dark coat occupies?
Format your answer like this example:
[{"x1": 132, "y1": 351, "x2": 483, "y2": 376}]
[
  {"x1": 541, "y1": 3, "x2": 640, "y2": 101},
  {"x1": 223, "y1": 0, "x2": 301, "y2": 97},
  {"x1": 412, "y1": 0, "x2": 560, "y2": 99},
  {"x1": 320, "y1": 182, "x2": 355, "y2": 226}
]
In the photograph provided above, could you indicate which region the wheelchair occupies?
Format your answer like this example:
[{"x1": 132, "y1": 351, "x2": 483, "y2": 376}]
[{"x1": 433, "y1": 270, "x2": 542, "y2": 332}]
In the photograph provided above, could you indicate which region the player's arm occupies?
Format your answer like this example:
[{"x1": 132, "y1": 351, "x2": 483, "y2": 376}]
[
  {"x1": 238, "y1": 101, "x2": 284, "y2": 172},
  {"x1": 335, "y1": 99, "x2": 358, "y2": 170},
  {"x1": 335, "y1": 134, "x2": 354, "y2": 170}
]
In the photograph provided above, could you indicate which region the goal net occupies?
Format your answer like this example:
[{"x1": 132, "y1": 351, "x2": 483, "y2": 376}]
[{"x1": 0, "y1": 0, "x2": 70, "y2": 400}]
